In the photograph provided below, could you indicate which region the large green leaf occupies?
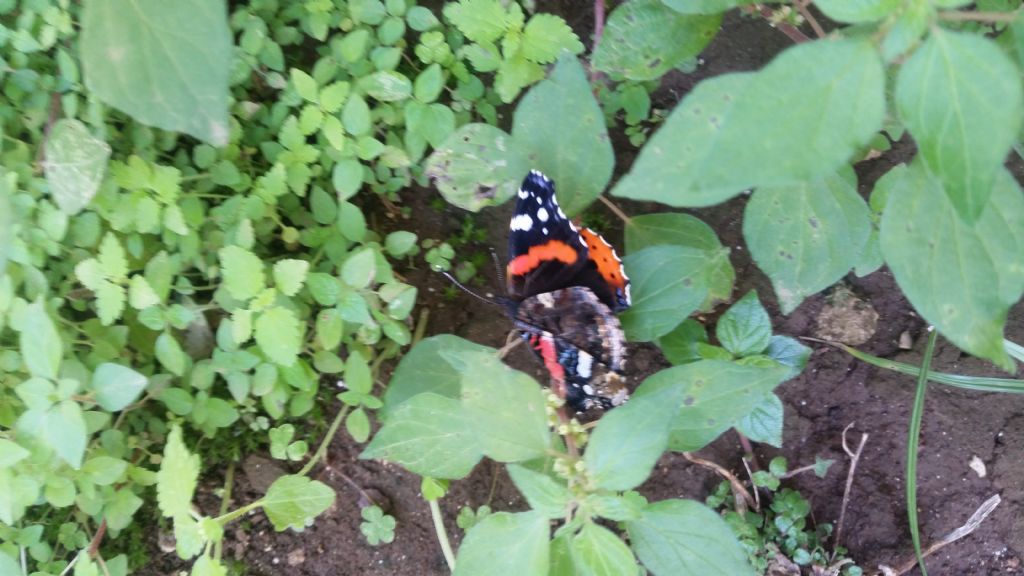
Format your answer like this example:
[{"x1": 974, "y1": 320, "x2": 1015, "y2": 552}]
[
  {"x1": 361, "y1": 393, "x2": 483, "y2": 479},
  {"x1": 425, "y1": 123, "x2": 530, "y2": 212},
  {"x1": 813, "y1": 0, "x2": 901, "y2": 23},
  {"x1": 380, "y1": 335, "x2": 494, "y2": 417},
  {"x1": 879, "y1": 163, "x2": 1024, "y2": 370},
  {"x1": 570, "y1": 523, "x2": 638, "y2": 575},
  {"x1": 619, "y1": 245, "x2": 711, "y2": 342},
  {"x1": 593, "y1": 0, "x2": 720, "y2": 82},
  {"x1": 895, "y1": 28, "x2": 1023, "y2": 221},
  {"x1": 743, "y1": 167, "x2": 872, "y2": 314},
  {"x1": 262, "y1": 475, "x2": 335, "y2": 531},
  {"x1": 625, "y1": 213, "x2": 734, "y2": 310},
  {"x1": 449, "y1": 350, "x2": 551, "y2": 462},
  {"x1": 43, "y1": 119, "x2": 111, "y2": 215},
  {"x1": 19, "y1": 301, "x2": 62, "y2": 379},
  {"x1": 636, "y1": 360, "x2": 790, "y2": 451},
  {"x1": 91, "y1": 363, "x2": 148, "y2": 411},
  {"x1": 453, "y1": 511, "x2": 550, "y2": 576},
  {"x1": 511, "y1": 56, "x2": 613, "y2": 216},
  {"x1": 612, "y1": 39, "x2": 884, "y2": 207},
  {"x1": 626, "y1": 499, "x2": 755, "y2": 576},
  {"x1": 660, "y1": 0, "x2": 757, "y2": 13},
  {"x1": 80, "y1": 0, "x2": 231, "y2": 145},
  {"x1": 584, "y1": 375, "x2": 685, "y2": 491}
]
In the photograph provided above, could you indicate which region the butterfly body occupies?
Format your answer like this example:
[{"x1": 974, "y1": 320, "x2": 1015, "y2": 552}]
[{"x1": 505, "y1": 170, "x2": 631, "y2": 413}]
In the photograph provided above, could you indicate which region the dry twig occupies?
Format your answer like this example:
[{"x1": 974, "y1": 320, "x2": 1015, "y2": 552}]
[
  {"x1": 834, "y1": 422, "x2": 868, "y2": 559},
  {"x1": 683, "y1": 452, "x2": 755, "y2": 513}
]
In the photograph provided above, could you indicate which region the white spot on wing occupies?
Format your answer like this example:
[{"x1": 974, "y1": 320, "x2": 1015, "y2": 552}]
[
  {"x1": 577, "y1": 352, "x2": 593, "y2": 378},
  {"x1": 537, "y1": 208, "x2": 549, "y2": 222},
  {"x1": 542, "y1": 227, "x2": 548, "y2": 235},
  {"x1": 518, "y1": 188, "x2": 528, "y2": 199},
  {"x1": 510, "y1": 214, "x2": 533, "y2": 231}
]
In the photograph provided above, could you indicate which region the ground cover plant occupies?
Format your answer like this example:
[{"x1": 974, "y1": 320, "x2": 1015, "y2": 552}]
[{"x1": 1, "y1": 0, "x2": 1024, "y2": 575}]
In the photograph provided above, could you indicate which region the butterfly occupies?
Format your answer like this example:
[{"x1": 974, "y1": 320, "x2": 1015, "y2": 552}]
[{"x1": 503, "y1": 170, "x2": 632, "y2": 413}]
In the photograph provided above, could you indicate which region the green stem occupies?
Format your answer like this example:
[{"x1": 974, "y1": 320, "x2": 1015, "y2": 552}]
[
  {"x1": 213, "y1": 462, "x2": 235, "y2": 562},
  {"x1": 907, "y1": 328, "x2": 937, "y2": 576},
  {"x1": 297, "y1": 405, "x2": 350, "y2": 477},
  {"x1": 214, "y1": 498, "x2": 264, "y2": 526},
  {"x1": 429, "y1": 498, "x2": 456, "y2": 573}
]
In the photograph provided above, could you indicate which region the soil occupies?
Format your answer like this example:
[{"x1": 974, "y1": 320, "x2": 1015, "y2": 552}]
[{"x1": 140, "y1": 9, "x2": 1024, "y2": 576}]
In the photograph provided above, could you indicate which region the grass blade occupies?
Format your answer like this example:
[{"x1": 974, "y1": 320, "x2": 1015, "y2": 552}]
[
  {"x1": 1004, "y1": 338, "x2": 1024, "y2": 364},
  {"x1": 907, "y1": 328, "x2": 937, "y2": 576}
]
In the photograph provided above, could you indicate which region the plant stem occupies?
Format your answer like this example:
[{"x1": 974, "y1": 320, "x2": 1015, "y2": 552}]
[
  {"x1": 907, "y1": 328, "x2": 937, "y2": 576},
  {"x1": 214, "y1": 461, "x2": 235, "y2": 563},
  {"x1": 834, "y1": 422, "x2": 868, "y2": 560},
  {"x1": 597, "y1": 195, "x2": 631, "y2": 225},
  {"x1": 214, "y1": 499, "x2": 264, "y2": 526},
  {"x1": 745, "y1": 4, "x2": 811, "y2": 43},
  {"x1": 938, "y1": 10, "x2": 1019, "y2": 23},
  {"x1": 794, "y1": 0, "x2": 826, "y2": 39},
  {"x1": 297, "y1": 404, "x2": 351, "y2": 477},
  {"x1": 429, "y1": 498, "x2": 456, "y2": 573}
]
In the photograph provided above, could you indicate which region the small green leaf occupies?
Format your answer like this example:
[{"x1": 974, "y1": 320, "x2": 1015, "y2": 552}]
[
  {"x1": 342, "y1": 94, "x2": 372, "y2": 136},
  {"x1": 735, "y1": 394, "x2": 783, "y2": 448},
  {"x1": 414, "y1": 63, "x2": 445, "y2": 102},
  {"x1": 96, "y1": 281, "x2": 126, "y2": 326},
  {"x1": 20, "y1": 300, "x2": 62, "y2": 379},
  {"x1": 716, "y1": 291, "x2": 771, "y2": 357},
  {"x1": 255, "y1": 307, "x2": 303, "y2": 367},
  {"x1": 47, "y1": 400, "x2": 88, "y2": 469},
  {"x1": 593, "y1": 0, "x2": 719, "y2": 81},
  {"x1": 453, "y1": 511, "x2": 550, "y2": 576},
  {"x1": 511, "y1": 56, "x2": 613, "y2": 216},
  {"x1": 219, "y1": 246, "x2": 265, "y2": 301},
  {"x1": 263, "y1": 475, "x2": 336, "y2": 531},
  {"x1": 91, "y1": 363, "x2": 148, "y2": 411},
  {"x1": 290, "y1": 68, "x2": 319, "y2": 102},
  {"x1": 347, "y1": 407, "x2": 371, "y2": 442},
  {"x1": 444, "y1": 0, "x2": 507, "y2": 43},
  {"x1": 341, "y1": 248, "x2": 377, "y2": 289},
  {"x1": 332, "y1": 158, "x2": 365, "y2": 201},
  {"x1": 619, "y1": 246, "x2": 710, "y2": 342},
  {"x1": 98, "y1": 232, "x2": 128, "y2": 280},
  {"x1": 128, "y1": 275, "x2": 160, "y2": 309},
  {"x1": 360, "y1": 71, "x2": 412, "y2": 101},
  {"x1": 506, "y1": 465, "x2": 571, "y2": 519},
  {"x1": 425, "y1": 123, "x2": 530, "y2": 212},
  {"x1": 43, "y1": 119, "x2": 111, "y2": 215},
  {"x1": 45, "y1": 476, "x2": 77, "y2": 507},
  {"x1": 521, "y1": 13, "x2": 583, "y2": 64},
  {"x1": 570, "y1": 523, "x2": 637, "y2": 575},
  {"x1": 156, "y1": 332, "x2": 188, "y2": 376},
  {"x1": 656, "y1": 319, "x2": 708, "y2": 365},
  {"x1": 80, "y1": 0, "x2": 231, "y2": 145},
  {"x1": 626, "y1": 499, "x2": 756, "y2": 576},
  {"x1": 895, "y1": 28, "x2": 1023, "y2": 221},
  {"x1": 316, "y1": 309, "x2": 343, "y2": 350},
  {"x1": 157, "y1": 425, "x2": 200, "y2": 518},
  {"x1": 406, "y1": 5, "x2": 440, "y2": 30},
  {"x1": 0, "y1": 440, "x2": 30, "y2": 468},
  {"x1": 273, "y1": 259, "x2": 309, "y2": 296}
]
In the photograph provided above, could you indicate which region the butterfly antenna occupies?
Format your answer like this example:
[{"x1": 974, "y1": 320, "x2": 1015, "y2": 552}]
[
  {"x1": 440, "y1": 271, "x2": 503, "y2": 309},
  {"x1": 489, "y1": 247, "x2": 506, "y2": 288}
]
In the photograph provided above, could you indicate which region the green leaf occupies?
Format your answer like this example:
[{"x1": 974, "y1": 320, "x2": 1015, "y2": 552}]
[
  {"x1": 219, "y1": 246, "x2": 265, "y2": 301},
  {"x1": 157, "y1": 425, "x2": 200, "y2": 518},
  {"x1": 99, "y1": 232, "x2": 128, "y2": 280},
  {"x1": 104, "y1": 488, "x2": 143, "y2": 531},
  {"x1": 346, "y1": 407, "x2": 370, "y2": 442},
  {"x1": 584, "y1": 375, "x2": 687, "y2": 491},
  {"x1": 626, "y1": 499, "x2": 755, "y2": 576},
  {"x1": 380, "y1": 335, "x2": 495, "y2": 416},
  {"x1": 83, "y1": 456, "x2": 129, "y2": 485},
  {"x1": 895, "y1": 28, "x2": 1023, "y2": 221},
  {"x1": 342, "y1": 94, "x2": 372, "y2": 136},
  {"x1": 637, "y1": 360, "x2": 790, "y2": 451},
  {"x1": 881, "y1": 1, "x2": 932, "y2": 61},
  {"x1": 450, "y1": 350, "x2": 551, "y2": 462},
  {"x1": 405, "y1": 101, "x2": 456, "y2": 148},
  {"x1": 290, "y1": 68, "x2": 319, "y2": 102},
  {"x1": 20, "y1": 300, "x2": 62, "y2": 379},
  {"x1": 444, "y1": 0, "x2": 507, "y2": 43},
  {"x1": 813, "y1": 0, "x2": 900, "y2": 22},
  {"x1": 45, "y1": 476, "x2": 77, "y2": 507},
  {"x1": 661, "y1": 0, "x2": 758, "y2": 14},
  {"x1": 414, "y1": 63, "x2": 445, "y2": 102},
  {"x1": 506, "y1": 465, "x2": 571, "y2": 519},
  {"x1": 156, "y1": 332, "x2": 188, "y2": 376},
  {"x1": 0, "y1": 173, "x2": 10, "y2": 275},
  {"x1": 766, "y1": 335, "x2": 811, "y2": 379},
  {"x1": 453, "y1": 511, "x2": 550, "y2": 576},
  {"x1": 407, "y1": 5, "x2": 440, "y2": 30},
  {"x1": 716, "y1": 291, "x2": 771, "y2": 357},
  {"x1": 593, "y1": 0, "x2": 719, "y2": 81},
  {"x1": 743, "y1": 168, "x2": 872, "y2": 313},
  {"x1": 0, "y1": 440, "x2": 30, "y2": 468},
  {"x1": 128, "y1": 275, "x2": 160, "y2": 309},
  {"x1": 656, "y1": 319, "x2": 708, "y2": 365},
  {"x1": 91, "y1": 363, "x2": 148, "y2": 411},
  {"x1": 879, "y1": 163, "x2": 1024, "y2": 369},
  {"x1": 43, "y1": 119, "x2": 111, "y2": 215},
  {"x1": 341, "y1": 247, "x2": 376, "y2": 288},
  {"x1": 619, "y1": 245, "x2": 710, "y2": 342},
  {"x1": 262, "y1": 475, "x2": 336, "y2": 531},
  {"x1": 625, "y1": 213, "x2": 733, "y2": 310},
  {"x1": 47, "y1": 401, "x2": 88, "y2": 469},
  {"x1": 426, "y1": 123, "x2": 530, "y2": 212},
  {"x1": 361, "y1": 393, "x2": 483, "y2": 478},
  {"x1": 735, "y1": 393, "x2": 783, "y2": 448},
  {"x1": 612, "y1": 39, "x2": 884, "y2": 207},
  {"x1": 255, "y1": 307, "x2": 303, "y2": 367},
  {"x1": 332, "y1": 158, "x2": 364, "y2": 201},
  {"x1": 273, "y1": 259, "x2": 309, "y2": 296},
  {"x1": 511, "y1": 56, "x2": 614, "y2": 216},
  {"x1": 360, "y1": 71, "x2": 412, "y2": 101},
  {"x1": 96, "y1": 281, "x2": 126, "y2": 326},
  {"x1": 521, "y1": 13, "x2": 584, "y2": 64},
  {"x1": 571, "y1": 523, "x2": 638, "y2": 576},
  {"x1": 80, "y1": 0, "x2": 231, "y2": 145}
]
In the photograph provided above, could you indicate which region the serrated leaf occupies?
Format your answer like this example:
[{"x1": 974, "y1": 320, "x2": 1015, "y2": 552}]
[
  {"x1": 361, "y1": 393, "x2": 483, "y2": 478},
  {"x1": 273, "y1": 259, "x2": 309, "y2": 296},
  {"x1": 255, "y1": 307, "x2": 303, "y2": 367},
  {"x1": 594, "y1": 0, "x2": 719, "y2": 81},
  {"x1": 570, "y1": 523, "x2": 637, "y2": 575},
  {"x1": 96, "y1": 281, "x2": 126, "y2": 326},
  {"x1": 444, "y1": 0, "x2": 507, "y2": 43},
  {"x1": 880, "y1": 162, "x2": 1024, "y2": 370},
  {"x1": 43, "y1": 119, "x2": 111, "y2": 215},
  {"x1": 219, "y1": 246, "x2": 265, "y2": 301},
  {"x1": 735, "y1": 393, "x2": 783, "y2": 447},
  {"x1": 511, "y1": 56, "x2": 613, "y2": 216},
  {"x1": 895, "y1": 28, "x2": 1023, "y2": 221},
  {"x1": 290, "y1": 68, "x2": 318, "y2": 102},
  {"x1": 80, "y1": 0, "x2": 231, "y2": 145},
  {"x1": 263, "y1": 475, "x2": 336, "y2": 531},
  {"x1": 521, "y1": 13, "x2": 583, "y2": 64},
  {"x1": 157, "y1": 425, "x2": 200, "y2": 518},
  {"x1": 128, "y1": 275, "x2": 160, "y2": 309},
  {"x1": 626, "y1": 499, "x2": 755, "y2": 576},
  {"x1": 612, "y1": 39, "x2": 884, "y2": 207},
  {"x1": 453, "y1": 511, "x2": 549, "y2": 576},
  {"x1": 20, "y1": 300, "x2": 62, "y2": 379},
  {"x1": 743, "y1": 168, "x2": 872, "y2": 314},
  {"x1": 98, "y1": 232, "x2": 127, "y2": 280},
  {"x1": 716, "y1": 291, "x2": 772, "y2": 357},
  {"x1": 425, "y1": 123, "x2": 530, "y2": 212},
  {"x1": 232, "y1": 309, "x2": 252, "y2": 345},
  {"x1": 92, "y1": 363, "x2": 148, "y2": 411},
  {"x1": 619, "y1": 245, "x2": 711, "y2": 342}
]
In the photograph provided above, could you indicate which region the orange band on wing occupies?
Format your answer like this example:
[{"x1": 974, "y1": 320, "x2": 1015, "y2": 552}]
[
  {"x1": 507, "y1": 240, "x2": 579, "y2": 276},
  {"x1": 579, "y1": 228, "x2": 629, "y2": 290}
]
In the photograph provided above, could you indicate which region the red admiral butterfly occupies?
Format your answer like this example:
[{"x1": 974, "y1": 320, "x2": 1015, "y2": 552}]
[{"x1": 505, "y1": 170, "x2": 631, "y2": 413}]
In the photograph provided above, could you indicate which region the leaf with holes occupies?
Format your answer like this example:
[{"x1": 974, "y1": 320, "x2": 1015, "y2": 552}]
[
  {"x1": 425, "y1": 124, "x2": 530, "y2": 212},
  {"x1": 43, "y1": 119, "x2": 111, "y2": 215}
]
